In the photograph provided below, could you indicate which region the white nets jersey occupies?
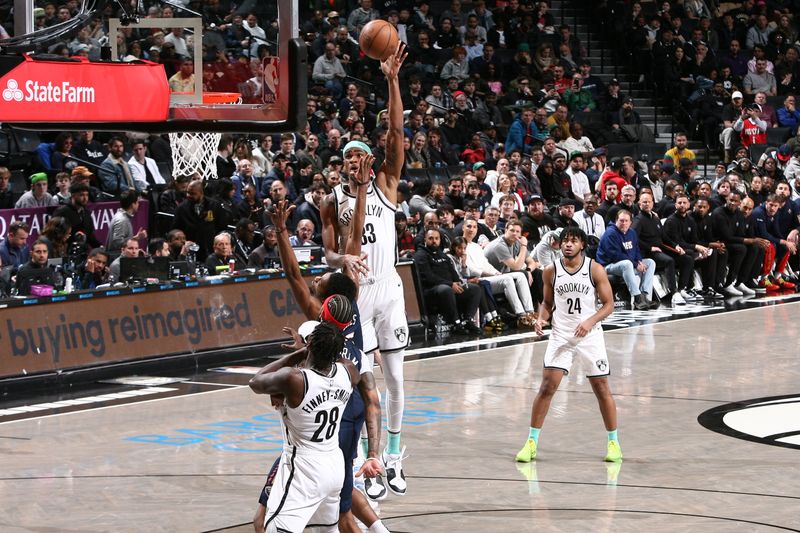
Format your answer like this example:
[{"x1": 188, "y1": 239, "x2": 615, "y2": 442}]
[
  {"x1": 332, "y1": 182, "x2": 398, "y2": 277},
  {"x1": 280, "y1": 363, "x2": 353, "y2": 454},
  {"x1": 551, "y1": 257, "x2": 601, "y2": 338}
]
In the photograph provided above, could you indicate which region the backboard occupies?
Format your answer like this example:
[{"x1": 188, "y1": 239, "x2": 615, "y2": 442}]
[{"x1": 0, "y1": 1, "x2": 306, "y2": 134}]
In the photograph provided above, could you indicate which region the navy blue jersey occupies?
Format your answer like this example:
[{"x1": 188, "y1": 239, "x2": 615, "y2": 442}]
[{"x1": 341, "y1": 302, "x2": 365, "y2": 424}]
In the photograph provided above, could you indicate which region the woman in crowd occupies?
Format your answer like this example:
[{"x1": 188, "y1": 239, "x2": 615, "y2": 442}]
[
  {"x1": 50, "y1": 133, "x2": 74, "y2": 171},
  {"x1": 39, "y1": 216, "x2": 72, "y2": 260},
  {"x1": 406, "y1": 132, "x2": 432, "y2": 169},
  {"x1": 158, "y1": 173, "x2": 191, "y2": 214}
]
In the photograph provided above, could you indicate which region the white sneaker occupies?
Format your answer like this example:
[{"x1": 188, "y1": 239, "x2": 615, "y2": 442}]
[
  {"x1": 681, "y1": 289, "x2": 701, "y2": 301},
  {"x1": 364, "y1": 473, "x2": 388, "y2": 501},
  {"x1": 671, "y1": 292, "x2": 686, "y2": 306},
  {"x1": 736, "y1": 283, "x2": 756, "y2": 296},
  {"x1": 722, "y1": 283, "x2": 743, "y2": 297},
  {"x1": 381, "y1": 446, "x2": 408, "y2": 496}
]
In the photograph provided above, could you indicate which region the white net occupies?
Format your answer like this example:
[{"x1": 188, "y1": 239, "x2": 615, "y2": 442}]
[{"x1": 169, "y1": 132, "x2": 222, "y2": 181}]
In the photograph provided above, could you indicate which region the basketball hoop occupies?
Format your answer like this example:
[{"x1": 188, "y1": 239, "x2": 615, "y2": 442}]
[{"x1": 169, "y1": 92, "x2": 241, "y2": 180}]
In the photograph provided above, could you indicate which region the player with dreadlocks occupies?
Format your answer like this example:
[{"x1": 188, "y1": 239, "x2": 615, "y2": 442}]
[
  {"x1": 252, "y1": 152, "x2": 388, "y2": 533},
  {"x1": 250, "y1": 321, "x2": 358, "y2": 533}
]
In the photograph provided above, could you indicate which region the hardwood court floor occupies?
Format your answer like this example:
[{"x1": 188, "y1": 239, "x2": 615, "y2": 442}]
[{"x1": 1, "y1": 302, "x2": 799, "y2": 532}]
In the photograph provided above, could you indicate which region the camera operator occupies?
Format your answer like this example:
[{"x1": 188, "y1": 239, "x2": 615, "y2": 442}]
[
  {"x1": 15, "y1": 239, "x2": 57, "y2": 296},
  {"x1": 74, "y1": 248, "x2": 110, "y2": 290},
  {"x1": 54, "y1": 183, "x2": 101, "y2": 248}
]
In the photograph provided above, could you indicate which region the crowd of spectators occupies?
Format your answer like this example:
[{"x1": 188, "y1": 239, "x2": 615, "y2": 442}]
[{"x1": 1, "y1": 1, "x2": 800, "y2": 332}]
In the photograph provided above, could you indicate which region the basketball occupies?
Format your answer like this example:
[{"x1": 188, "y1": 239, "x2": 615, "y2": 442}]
[{"x1": 359, "y1": 20, "x2": 399, "y2": 61}]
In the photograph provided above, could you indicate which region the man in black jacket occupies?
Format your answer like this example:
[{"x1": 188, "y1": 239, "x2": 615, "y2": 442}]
[
  {"x1": 173, "y1": 180, "x2": 228, "y2": 261},
  {"x1": 662, "y1": 194, "x2": 719, "y2": 298},
  {"x1": 520, "y1": 195, "x2": 557, "y2": 248},
  {"x1": 15, "y1": 239, "x2": 57, "y2": 295},
  {"x1": 413, "y1": 229, "x2": 482, "y2": 335},
  {"x1": 710, "y1": 191, "x2": 767, "y2": 295},
  {"x1": 53, "y1": 183, "x2": 101, "y2": 248},
  {"x1": 633, "y1": 191, "x2": 687, "y2": 305}
]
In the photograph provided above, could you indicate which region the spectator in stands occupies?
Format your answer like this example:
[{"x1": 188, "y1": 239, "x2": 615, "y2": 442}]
[
  {"x1": 775, "y1": 47, "x2": 800, "y2": 95},
  {"x1": 635, "y1": 191, "x2": 693, "y2": 305},
  {"x1": 0, "y1": 222, "x2": 30, "y2": 271},
  {"x1": 395, "y1": 211, "x2": 415, "y2": 259},
  {"x1": 707, "y1": 190, "x2": 763, "y2": 294},
  {"x1": 290, "y1": 219, "x2": 316, "y2": 247},
  {"x1": 99, "y1": 136, "x2": 138, "y2": 196},
  {"x1": 168, "y1": 58, "x2": 195, "y2": 93},
  {"x1": 148, "y1": 238, "x2": 170, "y2": 258},
  {"x1": 15, "y1": 173, "x2": 58, "y2": 208},
  {"x1": 53, "y1": 172, "x2": 71, "y2": 204},
  {"x1": 75, "y1": 248, "x2": 110, "y2": 290},
  {"x1": 159, "y1": 174, "x2": 190, "y2": 215},
  {"x1": 205, "y1": 232, "x2": 241, "y2": 272},
  {"x1": 743, "y1": 58, "x2": 777, "y2": 96},
  {"x1": 408, "y1": 177, "x2": 439, "y2": 218},
  {"x1": 563, "y1": 73, "x2": 596, "y2": 112},
  {"x1": 231, "y1": 219, "x2": 257, "y2": 267},
  {"x1": 128, "y1": 140, "x2": 166, "y2": 192},
  {"x1": 247, "y1": 225, "x2": 279, "y2": 269},
  {"x1": 261, "y1": 154, "x2": 290, "y2": 198},
  {"x1": 173, "y1": 180, "x2": 227, "y2": 261},
  {"x1": 71, "y1": 131, "x2": 106, "y2": 168},
  {"x1": 441, "y1": 46, "x2": 470, "y2": 81},
  {"x1": 597, "y1": 158, "x2": 627, "y2": 203},
  {"x1": 49, "y1": 132, "x2": 74, "y2": 172},
  {"x1": 695, "y1": 81, "x2": 729, "y2": 149},
  {"x1": 777, "y1": 95, "x2": 800, "y2": 135},
  {"x1": 15, "y1": 239, "x2": 56, "y2": 295},
  {"x1": 484, "y1": 219, "x2": 542, "y2": 305},
  {"x1": 532, "y1": 228, "x2": 563, "y2": 267},
  {"x1": 720, "y1": 91, "x2": 746, "y2": 162},
  {"x1": 414, "y1": 228, "x2": 482, "y2": 335},
  {"x1": 596, "y1": 180, "x2": 619, "y2": 219},
  {"x1": 216, "y1": 135, "x2": 236, "y2": 180},
  {"x1": 574, "y1": 195, "x2": 605, "y2": 256},
  {"x1": 560, "y1": 124, "x2": 595, "y2": 161},
  {"x1": 607, "y1": 185, "x2": 639, "y2": 223},
  {"x1": 547, "y1": 104, "x2": 571, "y2": 140},
  {"x1": 720, "y1": 40, "x2": 748, "y2": 80},
  {"x1": 735, "y1": 103, "x2": 768, "y2": 149},
  {"x1": 313, "y1": 42, "x2": 347, "y2": 99},
  {"x1": 109, "y1": 237, "x2": 140, "y2": 281},
  {"x1": 54, "y1": 183, "x2": 101, "y2": 248},
  {"x1": 553, "y1": 198, "x2": 579, "y2": 229},
  {"x1": 0, "y1": 167, "x2": 13, "y2": 209},
  {"x1": 106, "y1": 189, "x2": 147, "y2": 253},
  {"x1": 231, "y1": 159, "x2": 261, "y2": 205},
  {"x1": 600, "y1": 78, "x2": 626, "y2": 123},
  {"x1": 664, "y1": 132, "x2": 696, "y2": 166},
  {"x1": 505, "y1": 108, "x2": 536, "y2": 155},
  {"x1": 656, "y1": 180, "x2": 683, "y2": 218},
  {"x1": 596, "y1": 209, "x2": 656, "y2": 310}
]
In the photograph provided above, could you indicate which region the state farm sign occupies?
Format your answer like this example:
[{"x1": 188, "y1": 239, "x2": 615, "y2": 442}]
[
  {"x1": 3, "y1": 78, "x2": 96, "y2": 103},
  {"x1": 0, "y1": 55, "x2": 169, "y2": 122}
]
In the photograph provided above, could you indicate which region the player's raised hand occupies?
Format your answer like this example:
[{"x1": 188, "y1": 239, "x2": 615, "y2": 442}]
[
  {"x1": 354, "y1": 154, "x2": 375, "y2": 186},
  {"x1": 355, "y1": 457, "x2": 384, "y2": 478},
  {"x1": 269, "y1": 199, "x2": 296, "y2": 231},
  {"x1": 280, "y1": 326, "x2": 304, "y2": 351},
  {"x1": 380, "y1": 41, "x2": 408, "y2": 78}
]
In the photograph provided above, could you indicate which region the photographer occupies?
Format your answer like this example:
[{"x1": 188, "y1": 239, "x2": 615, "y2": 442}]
[
  {"x1": 733, "y1": 103, "x2": 768, "y2": 149},
  {"x1": 74, "y1": 248, "x2": 110, "y2": 290}
]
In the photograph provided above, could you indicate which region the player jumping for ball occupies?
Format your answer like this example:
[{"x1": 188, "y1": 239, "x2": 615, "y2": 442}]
[
  {"x1": 321, "y1": 42, "x2": 410, "y2": 499},
  {"x1": 515, "y1": 227, "x2": 623, "y2": 463}
]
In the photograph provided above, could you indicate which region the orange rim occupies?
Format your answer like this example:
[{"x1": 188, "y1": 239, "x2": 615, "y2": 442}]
[{"x1": 171, "y1": 92, "x2": 241, "y2": 104}]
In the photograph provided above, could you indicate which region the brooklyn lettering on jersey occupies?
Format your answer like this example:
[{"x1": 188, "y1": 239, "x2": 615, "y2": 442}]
[
  {"x1": 555, "y1": 282, "x2": 591, "y2": 297},
  {"x1": 301, "y1": 388, "x2": 352, "y2": 414},
  {"x1": 339, "y1": 204, "x2": 385, "y2": 227}
]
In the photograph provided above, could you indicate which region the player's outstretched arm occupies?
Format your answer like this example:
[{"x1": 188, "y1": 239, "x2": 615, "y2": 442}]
[
  {"x1": 321, "y1": 192, "x2": 370, "y2": 279},
  {"x1": 375, "y1": 42, "x2": 408, "y2": 205},
  {"x1": 355, "y1": 370, "x2": 383, "y2": 477},
  {"x1": 342, "y1": 154, "x2": 374, "y2": 292},
  {"x1": 534, "y1": 265, "x2": 555, "y2": 336},
  {"x1": 270, "y1": 200, "x2": 321, "y2": 319},
  {"x1": 249, "y1": 366, "x2": 305, "y2": 407}
]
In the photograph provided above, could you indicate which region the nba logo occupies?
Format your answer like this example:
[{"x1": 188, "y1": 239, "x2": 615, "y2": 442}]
[{"x1": 262, "y1": 57, "x2": 279, "y2": 105}]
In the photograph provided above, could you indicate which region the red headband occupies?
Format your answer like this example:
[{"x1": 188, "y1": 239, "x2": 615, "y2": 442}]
[{"x1": 321, "y1": 296, "x2": 350, "y2": 331}]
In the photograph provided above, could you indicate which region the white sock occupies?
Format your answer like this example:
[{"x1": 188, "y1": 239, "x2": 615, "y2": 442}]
[{"x1": 367, "y1": 519, "x2": 390, "y2": 533}]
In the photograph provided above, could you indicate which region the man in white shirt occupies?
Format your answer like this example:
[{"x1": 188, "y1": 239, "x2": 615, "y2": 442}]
[
  {"x1": 128, "y1": 140, "x2": 166, "y2": 191},
  {"x1": 164, "y1": 27, "x2": 190, "y2": 58},
  {"x1": 558, "y1": 122, "x2": 595, "y2": 159},
  {"x1": 573, "y1": 194, "x2": 605, "y2": 258},
  {"x1": 566, "y1": 153, "x2": 591, "y2": 200}
]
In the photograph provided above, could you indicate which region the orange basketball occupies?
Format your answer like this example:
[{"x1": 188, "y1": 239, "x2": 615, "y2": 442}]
[{"x1": 359, "y1": 20, "x2": 399, "y2": 61}]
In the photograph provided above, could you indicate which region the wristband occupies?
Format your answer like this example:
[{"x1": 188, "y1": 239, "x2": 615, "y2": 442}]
[{"x1": 365, "y1": 457, "x2": 380, "y2": 463}]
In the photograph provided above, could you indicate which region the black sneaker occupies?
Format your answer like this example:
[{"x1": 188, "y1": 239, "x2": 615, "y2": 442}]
[{"x1": 462, "y1": 320, "x2": 483, "y2": 336}]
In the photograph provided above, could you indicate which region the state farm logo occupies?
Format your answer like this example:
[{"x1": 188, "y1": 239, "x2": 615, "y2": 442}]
[
  {"x1": 2, "y1": 78, "x2": 95, "y2": 103},
  {"x1": 2, "y1": 79, "x2": 23, "y2": 101}
]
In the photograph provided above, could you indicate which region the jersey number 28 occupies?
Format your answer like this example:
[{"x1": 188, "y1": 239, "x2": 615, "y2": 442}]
[{"x1": 311, "y1": 406, "x2": 340, "y2": 442}]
